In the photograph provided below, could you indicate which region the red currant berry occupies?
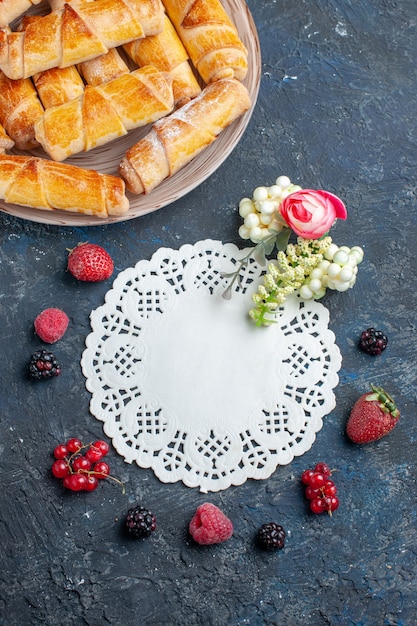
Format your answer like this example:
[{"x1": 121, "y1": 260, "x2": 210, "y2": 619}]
[
  {"x1": 305, "y1": 485, "x2": 321, "y2": 500},
  {"x1": 326, "y1": 495, "x2": 340, "y2": 513},
  {"x1": 301, "y1": 469, "x2": 315, "y2": 485},
  {"x1": 85, "y1": 447, "x2": 103, "y2": 463},
  {"x1": 72, "y1": 456, "x2": 92, "y2": 472},
  {"x1": 53, "y1": 444, "x2": 68, "y2": 460},
  {"x1": 52, "y1": 459, "x2": 70, "y2": 478},
  {"x1": 66, "y1": 473, "x2": 87, "y2": 491},
  {"x1": 63, "y1": 475, "x2": 73, "y2": 490},
  {"x1": 66, "y1": 438, "x2": 83, "y2": 453},
  {"x1": 93, "y1": 440, "x2": 109, "y2": 456},
  {"x1": 314, "y1": 462, "x2": 331, "y2": 477},
  {"x1": 84, "y1": 475, "x2": 99, "y2": 491},
  {"x1": 322, "y1": 480, "x2": 337, "y2": 497},
  {"x1": 308, "y1": 472, "x2": 326, "y2": 490},
  {"x1": 310, "y1": 496, "x2": 326, "y2": 514},
  {"x1": 93, "y1": 461, "x2": 110, "y2": 479}
]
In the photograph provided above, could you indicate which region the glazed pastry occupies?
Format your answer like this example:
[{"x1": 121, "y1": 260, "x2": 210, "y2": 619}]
[
  {"x1": 78, "y1": 48, "x2": 130, "y2": 86},
  {"x1": 0, "y1": 0, "x2": 165, "y2": 79},
  {"x1": 33, "y1": 66, "x2": 85, "y2": 109},
  {"x1": 124, "y1": 14, "x2": 201, "y2": 105},
  {"x1": 161, "y1": 0, "x2": 248, "y2": 83},
  {"x1": 16, "y1": 13, "x2": 86, "y2": 109},
  {"x1": 0, "y1": 123, "x2": 14, "y2": 152},
  {"x1": 0, "y1": 0, "x2": 43, "y2": 29},
  {"x1": 119, "y1": 77, "x2": 251, "y2": 194},
  {"x1": 0, "y1": 70, "x2": 44, "y2": 149},
  {"x1": 0, "y1": 154, "x2": 129, "y2": 217},
  {"x1": 35, "y1": 65, "x2": 174, "y2": 161}
]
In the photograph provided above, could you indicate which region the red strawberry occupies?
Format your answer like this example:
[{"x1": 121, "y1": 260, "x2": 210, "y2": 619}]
[
  {"x1": 346, "y1": 385, "x2": 400, "y2": 444},
  {"x1": 67, "y1": 243, "x2": 114, "y2": 282},
  {"x1": 189, "y1": 503, "x2": 233, "y2": 545}
]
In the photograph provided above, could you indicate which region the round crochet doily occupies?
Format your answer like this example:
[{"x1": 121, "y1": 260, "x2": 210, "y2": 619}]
[{"x1": 81, "y1": 240, "x2": 342, "y2": 492}]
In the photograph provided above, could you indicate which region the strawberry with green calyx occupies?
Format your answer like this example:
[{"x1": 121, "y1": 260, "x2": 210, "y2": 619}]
[
  {"x1": 67, "y1": 242, "x2": 114, "y2": 282},
  {"x1": 346, "y1": 385, "x2": 400, "y2": 444}
]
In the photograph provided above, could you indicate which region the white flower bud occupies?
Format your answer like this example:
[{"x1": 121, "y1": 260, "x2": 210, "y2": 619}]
[
  {"x1": 324, "y1": 243, "x2": 340, "y2": 261},
  {"x1": 299, "y1": 284, "x2": 314, "y2": 299},
  {"x1": 244, "y1": 213, "x2": 260, "y2": 228},
  {"x1": 238, "y1": 224, "x2": 251, "y2": 239},
  {"x1": 253, "y1": 186, "x2": 269, "y2": 202},
  {"x1": 239, "y1": 198, "x2": 255, "y2": 218},
  {"x1": 333, "y1": 250, "x2": 350, "y2": 266},
  {"x1": 275, "y1": 175, "x2": 291, "y2": 189}
]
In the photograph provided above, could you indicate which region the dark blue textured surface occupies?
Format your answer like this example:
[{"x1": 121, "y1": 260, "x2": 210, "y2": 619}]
[{"x1": 1, "y1": 1, "x2": 417, "y2": 625}]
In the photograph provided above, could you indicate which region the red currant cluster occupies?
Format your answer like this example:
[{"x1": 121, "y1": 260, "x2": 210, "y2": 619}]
[
  {"x1": 301, "y1": 462, "x2": 339, "y2": 515},
  {"x1": 51, "y1": 437, "x2": 120, "y2": 492}
]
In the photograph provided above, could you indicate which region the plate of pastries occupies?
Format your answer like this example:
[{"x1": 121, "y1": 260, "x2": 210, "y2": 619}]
[{"x1": 0, "y1": 0, "x2": 261, "y2": 225}]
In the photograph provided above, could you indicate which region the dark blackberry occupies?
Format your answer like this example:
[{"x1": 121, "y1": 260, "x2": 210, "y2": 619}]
[
  {"x1": 359, "y1": 328, "x2": 388, "y2": 355},
  {"x1": 257, "y1": 522, "x2": 286, "y2": 550},
  {"x1": 125, "y1": 505, "x2": 156, "y2": 538},
  {"x1": 29, "y1": 349, "x2": 61, "y2": 380}
]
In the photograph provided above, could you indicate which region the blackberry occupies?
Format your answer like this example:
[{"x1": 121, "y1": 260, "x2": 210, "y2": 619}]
[
  {"x1": 359, "y1": 327, "x2": 388, "y2": 355},
  {"x1": 125, "y1": 505, "x2": 156, "y2": 538},
  {"x1": 29, "y1": 349, "x2": 61, "y2": 380},
  {"x1": 256, "y1": 522, "x2": 286, "y2": 550}
]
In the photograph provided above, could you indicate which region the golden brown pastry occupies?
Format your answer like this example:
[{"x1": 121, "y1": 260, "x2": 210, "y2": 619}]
[
  {"x1": 0, "y1": 0, "x2": 165, "y2": 80},
  {"x1": 161, "y1": 0, "x2": 248, "y2": 84},
  {"x1": 33, "y1": 66, "x2": 86, "y2": 109},
  {"x1": 0, "y1": 154, "x2": 129, "y2": 217},
  {"x1": 0, "y1": 70, "x2": 44, "y2": 149},
  {"x1": 0, "y1": 122, "x2": 14, "y2": 152},
  {"x1": 124, "y1": 14, "x2": 201, "y2": 105},
  {"x1": 78, "y1": 48, "x2": 130, "y2": 86},
  {"x1": 35, "y1": 65, "x2": 174, "y2": 161},
  {"x1": 16, "y1": 13, "x2": 86, "y2": 110},
  {"x1": 119, "y1": 77, "x2": 251, "y2": 194},
  {"x1": 0, "y1": 1, "x2": 43, "y2": 29}
]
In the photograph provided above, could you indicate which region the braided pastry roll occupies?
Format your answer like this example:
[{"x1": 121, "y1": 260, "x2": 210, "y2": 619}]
[
  {"x1": 0, "y1": 154, "x2": 129, "y2": 217},
  {"x1": 0, "y1": 1, "x2": 43, "y2": 29},
  {"x1": 16, "y1": 12, "x2": 85, "y2": 109},
  {"x1": 0, "y1": 70, "x2": 44, "y2": 149},
  {"x1": 162, "y1": 0, "x2": 248, "y2": 84},
  {"x1": 35, "y1": 65, "x2": 174, "y2": 161},
  {"x1": 78, "y1": 48, "x2": 130, "y2": 86},
  {"x1": 119, "y1": 77, "x2": 251, "y2": 194},
  {"x1": 124, "y1": 14, "x2": 201, "y2": 106},
  {"x1": 33, "y1": 65, "x2": 85, "y2": 109},
  {"x1": 0, "y1": 0, "x2": 165, "y2": 80}
]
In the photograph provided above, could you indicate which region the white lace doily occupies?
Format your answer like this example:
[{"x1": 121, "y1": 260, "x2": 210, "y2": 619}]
[{"x1": 81, "y1": 240, "x2": 342, "y2": 492}]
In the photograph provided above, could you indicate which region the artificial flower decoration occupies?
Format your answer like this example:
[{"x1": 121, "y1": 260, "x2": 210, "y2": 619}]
[
  {"x1": 224, "y1": 175, "x2": 363, "y2": 326},
  {"x1": 279, "y1": 189, "x2": 347, "y2": 239}
]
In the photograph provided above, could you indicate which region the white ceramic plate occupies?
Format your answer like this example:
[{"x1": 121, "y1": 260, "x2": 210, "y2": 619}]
[{"x1": 0, "y1": 0, "x2": 261, "y2": 226}]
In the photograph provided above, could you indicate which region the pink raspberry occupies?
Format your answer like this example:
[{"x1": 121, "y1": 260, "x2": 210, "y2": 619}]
[
  {"x1": 189, "y1": 503, "x2": 233, "y2": 545},
  {"x1": 34, "y1": 308, "x2": 69, "y2": 343}
]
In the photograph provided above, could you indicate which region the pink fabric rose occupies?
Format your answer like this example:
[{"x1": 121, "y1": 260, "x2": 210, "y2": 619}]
[{"x1": 280, "y1": 189, "x2": 347, "y2": 239}]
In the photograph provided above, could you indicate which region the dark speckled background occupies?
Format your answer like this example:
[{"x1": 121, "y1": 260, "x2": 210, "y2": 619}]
[{"x1": 1, "y1": 1, "x2": 417, "y2": 625}]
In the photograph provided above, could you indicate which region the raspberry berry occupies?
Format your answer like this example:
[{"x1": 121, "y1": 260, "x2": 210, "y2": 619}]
[
  {"x1": 256, "y1": 522, "x2": 286, "y2": 550},
  {"x1": 189, "y1": 503, "x2": 233, "y2": 545},
  {"x1": 359, "y1": 327, "x2": 388, "y2": 355},
  {"x1": 29, "y1": 349, "x2": 61, "y2": 380},
  {"x1": 125, "y1": 506, "x2": 156, "y2": 538},
  {"x1": 34, "y1": 308, "x2": 69, "y2": 343}
]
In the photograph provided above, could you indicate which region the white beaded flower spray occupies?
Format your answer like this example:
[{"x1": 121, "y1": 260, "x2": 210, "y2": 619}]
[{"x1": 223, "y1": 176, "x2": 364, "y2": 326}]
